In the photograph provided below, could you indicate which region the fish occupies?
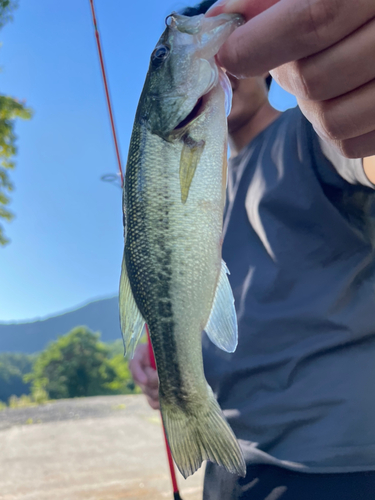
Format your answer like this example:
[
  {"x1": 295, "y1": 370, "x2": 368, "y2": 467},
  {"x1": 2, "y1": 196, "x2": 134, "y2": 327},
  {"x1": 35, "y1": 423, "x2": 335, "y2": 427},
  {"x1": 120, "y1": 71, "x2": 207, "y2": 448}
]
[{"x1": 119, "y1": 12, "x2": 246, "y2": 479}]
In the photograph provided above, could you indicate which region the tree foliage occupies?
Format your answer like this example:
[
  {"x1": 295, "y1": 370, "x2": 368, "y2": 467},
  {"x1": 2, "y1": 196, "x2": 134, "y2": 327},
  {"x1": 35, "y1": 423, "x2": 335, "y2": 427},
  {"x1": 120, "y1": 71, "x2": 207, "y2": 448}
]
[
  {"x1": 0, "y1": 0, "x2": 32, "y2": 245},
  {"x1": 0, "y1": 352, "x2": 34, "y2": 402},
  {"x1": 25, "y1": 327, "x2": 138, "y2": 400},
  {"x1": 0, "y1": 0, "x2": 17, "y2": 29},
  {"x1": 0, "y1": 97, "x2": 32, "y2": 245},
  {"x1": 105, "y1": 353, "x2": 139, "y2": 394}
]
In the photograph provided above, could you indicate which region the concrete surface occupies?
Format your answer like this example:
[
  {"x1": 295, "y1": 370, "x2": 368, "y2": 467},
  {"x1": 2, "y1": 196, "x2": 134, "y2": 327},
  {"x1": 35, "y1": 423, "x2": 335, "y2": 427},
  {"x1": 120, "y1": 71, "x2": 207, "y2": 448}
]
[{"x1": 0, "y1": 395, "x2": 204, "y2": 500}]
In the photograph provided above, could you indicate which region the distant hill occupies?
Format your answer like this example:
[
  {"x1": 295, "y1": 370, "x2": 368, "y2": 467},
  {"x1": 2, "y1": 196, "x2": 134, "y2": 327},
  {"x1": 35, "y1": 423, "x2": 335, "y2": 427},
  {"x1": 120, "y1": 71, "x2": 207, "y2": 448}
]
[{"x1": 0, "y1": 297, "x2": 122, "y2": 354}]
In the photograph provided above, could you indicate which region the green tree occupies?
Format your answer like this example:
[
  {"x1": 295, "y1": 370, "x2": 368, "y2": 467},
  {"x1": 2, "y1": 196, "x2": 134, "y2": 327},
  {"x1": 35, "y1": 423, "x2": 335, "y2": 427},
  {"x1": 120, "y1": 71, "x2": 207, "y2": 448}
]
[
  {"x1": 0, "y1": 0, "x2": 32, "y2": 245},
  {"x1": 25, "y1": 327, "x2": 118, "y2": 399},
  {"x1": 104, "y1": 338, "x2": 144, "y2": 394},
  {"x1": 0, "y1": 0, "x2": 16, "y2": 28},
  {"x1": 0, "y1": 352, "x2": 35, "y2": 402},
  {"x1": 105, "y1": 353, "x2": 140, "y2": 394}
]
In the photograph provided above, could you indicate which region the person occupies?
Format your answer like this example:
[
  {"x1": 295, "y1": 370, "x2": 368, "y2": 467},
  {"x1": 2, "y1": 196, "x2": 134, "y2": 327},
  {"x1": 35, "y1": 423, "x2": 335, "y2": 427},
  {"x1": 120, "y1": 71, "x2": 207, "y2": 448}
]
[{"x1": 130, "y1": 0, "x2": 375, "y2": 498}]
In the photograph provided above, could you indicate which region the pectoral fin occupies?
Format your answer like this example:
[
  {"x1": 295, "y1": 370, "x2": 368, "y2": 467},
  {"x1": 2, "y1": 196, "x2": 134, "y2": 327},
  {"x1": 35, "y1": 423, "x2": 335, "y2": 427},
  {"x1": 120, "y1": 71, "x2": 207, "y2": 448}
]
[
  {"x1": 119, "y1": 255, "x2": 146, "y2": 359},
  {"x1": 204, "y1": 260, "x2": 238, "y2": 353},
  {"x1": 179, "y1": 136, "x2": 205, "y2": 204}
]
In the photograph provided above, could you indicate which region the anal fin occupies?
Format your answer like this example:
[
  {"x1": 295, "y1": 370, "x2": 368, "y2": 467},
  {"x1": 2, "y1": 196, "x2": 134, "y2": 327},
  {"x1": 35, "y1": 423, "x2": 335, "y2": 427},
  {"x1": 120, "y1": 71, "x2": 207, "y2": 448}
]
[
  {"x1": 119, "y1": 255, "x2": 145, "y2": 359},
  {"x1": 204, "y1": 260, "x2": 238, "y2": 353}
]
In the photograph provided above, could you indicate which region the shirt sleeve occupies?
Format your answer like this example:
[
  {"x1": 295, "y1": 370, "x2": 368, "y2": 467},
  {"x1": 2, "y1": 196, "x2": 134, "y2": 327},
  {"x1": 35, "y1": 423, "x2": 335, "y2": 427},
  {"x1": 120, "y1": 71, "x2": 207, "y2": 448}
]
[{"x1": 318, "y1": 136, "x2": 375, "y2": 189}]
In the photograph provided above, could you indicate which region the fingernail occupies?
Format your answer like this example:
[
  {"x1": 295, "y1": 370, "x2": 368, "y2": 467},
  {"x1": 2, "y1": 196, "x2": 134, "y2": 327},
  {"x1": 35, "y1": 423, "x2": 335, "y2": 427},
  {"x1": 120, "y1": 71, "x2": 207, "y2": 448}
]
[
  {"x1": 206, "y1": 0, "x2": 226, "y2": 14},
  {"x1": 206, "y1": 0, "x2": 238, "y2": 14}
]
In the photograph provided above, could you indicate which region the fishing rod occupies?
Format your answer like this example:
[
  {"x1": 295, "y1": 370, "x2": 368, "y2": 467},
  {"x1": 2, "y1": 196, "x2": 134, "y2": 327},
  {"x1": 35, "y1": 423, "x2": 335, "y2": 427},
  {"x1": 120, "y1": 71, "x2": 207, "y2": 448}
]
[
  {"x1": 147, "y1": 326, "x2": 183, "y2": 500},
  {"x1": 89, "y1": 0, "x2": 123, "y2": 187},
  {"x1": 88, "y1": 1, "x2": 182, "y2": 498}
]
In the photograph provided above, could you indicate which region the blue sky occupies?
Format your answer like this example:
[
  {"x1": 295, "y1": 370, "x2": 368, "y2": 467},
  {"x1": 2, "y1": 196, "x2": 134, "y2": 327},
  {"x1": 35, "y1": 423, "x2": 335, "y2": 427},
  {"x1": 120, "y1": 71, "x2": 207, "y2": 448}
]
[{"x1": 0, "y1": 0, "x2": 296, "y2": 323}]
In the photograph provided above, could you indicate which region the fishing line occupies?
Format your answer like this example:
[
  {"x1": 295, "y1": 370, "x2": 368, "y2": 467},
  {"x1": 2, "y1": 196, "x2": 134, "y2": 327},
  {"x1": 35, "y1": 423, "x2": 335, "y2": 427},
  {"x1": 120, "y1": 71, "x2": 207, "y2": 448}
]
[{"x1": 89, "y1": 1, "x2": 182, "y2": 498}]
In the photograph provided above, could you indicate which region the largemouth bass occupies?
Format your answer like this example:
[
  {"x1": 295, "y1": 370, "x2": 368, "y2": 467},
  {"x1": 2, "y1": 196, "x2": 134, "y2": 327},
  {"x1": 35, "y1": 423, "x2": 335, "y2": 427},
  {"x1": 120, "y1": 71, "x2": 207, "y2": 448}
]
[{"x1": 120, "y1": 12, "x2": 245, "y2": 478}]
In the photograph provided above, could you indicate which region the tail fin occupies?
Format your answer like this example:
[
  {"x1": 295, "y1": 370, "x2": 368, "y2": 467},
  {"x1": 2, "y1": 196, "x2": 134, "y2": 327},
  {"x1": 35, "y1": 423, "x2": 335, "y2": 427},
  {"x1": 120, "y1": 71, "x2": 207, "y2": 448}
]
[{"x1": 160, "y1": 390, "x2": 246, "y2": 479}]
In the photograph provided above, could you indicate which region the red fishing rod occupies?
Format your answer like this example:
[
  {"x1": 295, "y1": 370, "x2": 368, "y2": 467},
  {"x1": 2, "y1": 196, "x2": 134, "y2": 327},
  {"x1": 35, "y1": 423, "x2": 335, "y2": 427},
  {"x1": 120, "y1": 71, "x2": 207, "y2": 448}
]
[
  {"x1": 147, "y1": 326, "x2": 183, "y2": 500},
  {"x1": 89, "y1": 1, "x2": 182, "y2": 498},
  {"x1": 89, "y1": 0, "x2": 123, "y2": 187}
]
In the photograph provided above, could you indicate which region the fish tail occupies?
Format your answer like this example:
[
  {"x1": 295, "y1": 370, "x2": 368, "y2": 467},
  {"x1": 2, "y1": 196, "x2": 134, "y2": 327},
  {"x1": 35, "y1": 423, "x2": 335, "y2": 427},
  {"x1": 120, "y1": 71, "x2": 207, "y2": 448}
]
[{"x1": 160, "y1": 389, "x2": 246, "y2": 479}]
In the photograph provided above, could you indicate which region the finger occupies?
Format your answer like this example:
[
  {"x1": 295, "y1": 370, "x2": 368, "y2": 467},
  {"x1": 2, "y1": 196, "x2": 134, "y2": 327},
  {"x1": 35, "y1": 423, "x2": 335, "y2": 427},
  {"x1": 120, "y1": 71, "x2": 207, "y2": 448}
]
[
  {"x1": 140, "y1": 383, "x2": 159, "y2": 401},
  {"x1": 332, "y1": 130, "x2": 375, "y2": 159},
  {"x1": 215, "y1": 0, "x2": 375, "y2": 77},
  {"x1": 130, "y1": 343, "x2": 148, "y2": 364},
  {"x1": 140, "y1": 381, "x2": 159, "y2": 404},
  {"x1": 206, "y1": 0, "x2": 279, "y2": 19},
  {"x1": 298, "y1": 78, "x2": 375, "y2": 144},
  {"x1": 272, "y1": 17, "x2": 375, "y2": 101},
  {"x1": 129, "y1": 357, "x2": 148, "y2": 386},
  {"x1": 137, "y1": 343, "x2": 150, "y2": 364},
  {"x1": 146, "y1": 396, "x2": 160, "y2": 410},
  {"x1": 144, "y1": 366, "x2": 159, "y2": 389}
]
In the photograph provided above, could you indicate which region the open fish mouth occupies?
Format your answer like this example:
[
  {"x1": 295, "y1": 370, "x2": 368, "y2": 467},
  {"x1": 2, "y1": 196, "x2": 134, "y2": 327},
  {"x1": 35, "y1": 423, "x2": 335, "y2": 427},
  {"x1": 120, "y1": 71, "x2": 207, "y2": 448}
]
[
  {"x1": 173, "y1": 58, "x2": 219, "y2": 131},
  {"x1": 173, "y1": 68, "x2": 232, "y2": 131},
  {"x1": 174, "y1": 95, "x2": 205, "y2": 130}
]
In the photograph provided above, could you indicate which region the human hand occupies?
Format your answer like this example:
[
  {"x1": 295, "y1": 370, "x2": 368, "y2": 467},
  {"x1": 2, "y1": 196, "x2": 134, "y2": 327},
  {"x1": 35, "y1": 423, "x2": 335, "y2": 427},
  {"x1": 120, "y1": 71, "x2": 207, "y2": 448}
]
[
  {"x1": 207, "y1": 0, "x2": 375, "y2": 158},
  {"x1": 129, "y1": 343, "x2": 160, "y2": 410}
]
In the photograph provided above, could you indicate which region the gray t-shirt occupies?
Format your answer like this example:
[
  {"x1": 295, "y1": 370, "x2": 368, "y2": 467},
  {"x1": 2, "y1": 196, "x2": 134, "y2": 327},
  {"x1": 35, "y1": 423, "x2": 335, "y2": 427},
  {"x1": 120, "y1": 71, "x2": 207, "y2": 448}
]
[{"x1": 202, "y1": 106, "x2": 375, "y2": 473}]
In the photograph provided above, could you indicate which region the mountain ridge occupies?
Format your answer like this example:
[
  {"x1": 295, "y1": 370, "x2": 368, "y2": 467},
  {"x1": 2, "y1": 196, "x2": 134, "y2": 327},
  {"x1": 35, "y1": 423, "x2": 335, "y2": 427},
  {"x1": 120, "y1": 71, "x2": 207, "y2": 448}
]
[
  {"x1": 0, "y1": 296, "x2": 122, "y2": 353},
  {"x1": 0, "y1": 295, "x2": 119, "y2": 326}
]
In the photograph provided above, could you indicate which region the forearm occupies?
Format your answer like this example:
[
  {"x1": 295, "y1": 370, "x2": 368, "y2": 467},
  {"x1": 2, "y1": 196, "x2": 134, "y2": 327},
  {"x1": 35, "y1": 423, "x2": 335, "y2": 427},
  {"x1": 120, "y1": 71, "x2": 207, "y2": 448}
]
[{"x1": 363, "y1": 156, "x2": 375, "y2": 185}]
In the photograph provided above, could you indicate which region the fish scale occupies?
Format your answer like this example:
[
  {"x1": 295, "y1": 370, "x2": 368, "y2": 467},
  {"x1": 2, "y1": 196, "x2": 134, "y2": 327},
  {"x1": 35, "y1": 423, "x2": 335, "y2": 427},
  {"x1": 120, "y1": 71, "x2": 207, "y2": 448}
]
[
  {"x1": 120, "y1": 12, "x2": 246, "y2": 478},
  {"x1": 127, "y1": 123, "x2": 212, "y2": 400}
]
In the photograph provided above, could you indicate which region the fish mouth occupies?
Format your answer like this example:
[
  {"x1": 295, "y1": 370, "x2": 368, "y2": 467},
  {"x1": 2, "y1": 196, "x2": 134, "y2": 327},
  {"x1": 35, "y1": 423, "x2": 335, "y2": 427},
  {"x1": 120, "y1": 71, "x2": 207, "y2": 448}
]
[
  {"x1": 173, "y1": 97, "x2": 204, "y2": 130},
  {"x1": 173, "y1": 61, "x2": 219, "y2": 131},
  {"x1": 170, "y1": 68, "x2": 231, "y2": 134},
  {"x1": 172, "y1": 64, "x2": 232, "y2": 132}
]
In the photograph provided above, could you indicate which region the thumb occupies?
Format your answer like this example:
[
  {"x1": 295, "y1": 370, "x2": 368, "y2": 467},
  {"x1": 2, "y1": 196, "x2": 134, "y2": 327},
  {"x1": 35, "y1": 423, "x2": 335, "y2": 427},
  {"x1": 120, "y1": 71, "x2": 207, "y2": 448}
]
[{"x1": 206, "y1": 0, "x2": 279, "y2": 20}]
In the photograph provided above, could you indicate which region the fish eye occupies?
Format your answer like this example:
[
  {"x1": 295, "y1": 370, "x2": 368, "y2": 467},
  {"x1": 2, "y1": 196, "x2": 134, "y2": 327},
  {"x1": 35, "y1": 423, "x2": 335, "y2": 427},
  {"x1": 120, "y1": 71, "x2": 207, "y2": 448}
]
[{"x1": 151, "y1": 45, "x2": 170, "y2": 66}]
